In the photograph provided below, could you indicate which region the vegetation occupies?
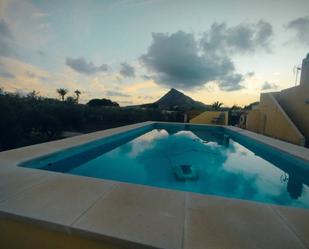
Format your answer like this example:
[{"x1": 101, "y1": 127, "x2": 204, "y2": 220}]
[
  {"x1": 0, "y1": 90, "x2": 183, "y2": 151},
  {"x1": 0, "y1": 85, "x2": 251, "y2": 151},
  {"x1": 87, "y1": 98, "x2": 120, "y2": 107},
  {"x1": 74, "y1": 90, "x2": 81, "y2": 103},
  {"x1": 56, "y1": 88, "x2": 68, "y2": 101},
  {"x1": 211, "y1": 101, "x2": 224, "y2": 110}
]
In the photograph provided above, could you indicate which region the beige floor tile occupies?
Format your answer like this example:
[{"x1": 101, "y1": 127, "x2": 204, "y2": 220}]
[
  {"x1": 273, "y1": 206, "x2": 309, "y2": 248},
  {"x1": 185, "y1": 193, "x2": 306, "y2": 249},
  {"x1": 0, "y1": 144, "x2": 55, "y2": 162},
  {"x1": 73, "y1": 183, "x2": 185, "y2": 249},
  {"x1": 0, "y1": 167, "x2": 49, "y2": 202},
  {"x1": 0, "y1": 174, "x2": 116, "y2": 226}
]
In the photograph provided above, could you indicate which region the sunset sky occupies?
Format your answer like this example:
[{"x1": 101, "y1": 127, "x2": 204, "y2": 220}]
[{"x1": 0, "y1": 0, "x2": 308, "y2": 106}]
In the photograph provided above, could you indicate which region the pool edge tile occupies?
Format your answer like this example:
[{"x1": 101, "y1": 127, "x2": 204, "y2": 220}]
[
  {"x1": 271, "y1": 205, "x2": 309, "y2": 249},
  {"x1": 184, "y1": 192, "x2": 307, "y2": 249},
  {"x1": 73, "y1": 182, "x2": 186, "y2": 249},
  {"x1": 0, "y1": 174, "x2": 117, "y2": 227}
]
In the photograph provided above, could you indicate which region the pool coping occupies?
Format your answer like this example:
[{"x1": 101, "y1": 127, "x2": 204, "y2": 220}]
[{"x1": 0, "y1": 121, "x2": 309, "y2": 249}]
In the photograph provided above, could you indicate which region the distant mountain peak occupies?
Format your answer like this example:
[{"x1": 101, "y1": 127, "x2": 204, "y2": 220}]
[
  {"x1": 154, "y1": 88, "x2": 206, "y2": 110},
  {"x1": 169, "y1": 87, "x2": 178, "y2": 92},
  {"x1": 162, "y1": 88, "x2": 186, "y2": 98}
]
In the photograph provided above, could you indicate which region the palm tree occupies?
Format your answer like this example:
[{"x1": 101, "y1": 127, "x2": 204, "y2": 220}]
[
  {"x1": 56, "y1": 88, "x2": 68, "y2": 101},
  {"x1": 211, "y1": 101, "x2": 223, "y2": 110},
  {"x1": 74, "y1": 90, "x2": 81, "y2": 103}
]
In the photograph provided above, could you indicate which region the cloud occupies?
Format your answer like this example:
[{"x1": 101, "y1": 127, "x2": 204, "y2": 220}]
[
  {"x1": 112, "y1": 0, "x2": 158, "y2": 9},
  {"x1": 140, "y1": 21, "x2": 272, "y2": 91},
  {"x1": 286, "y1": 16, "x2": 309, "y2": 45},
  {"x1": 261, "y1": 81, "x2": 278, "y2": 91},
  {"x1": 115, "y1": 75, "x2": 122, "y2": 83},
  {"x1": 0, "y1": 19, "x2": 12, "y2": 39},
  {"x1": 105, "y1": 90, "x2": 130, "y2": 97},
  {"x1": 66, "y1": 57, "x2": 108, "y2": 75},
  {"x1": 0, "y1": 57, "x2": 51, "y2": 95},
  {"x1": 138, "y1": 95, "x2": 154, "y2": 100},
  {"x1": 36, "y1": 50, "x2": 46, "y2": 56},
  {"x1": 140, "y1": 31, "x2": 245, "y2": 91},
  {"x1": 26, "y1": 71, "x2": 36, "y2": 78},
  {"x1": 26, "y1": 71, "x2": 48, "y2": 81},
  {"x1": 219, "y1": 73, "x2": 245, "y2": 91},
  {"x1": 246, "y1": 71, "x2": 255, "y2": 77},
  {"x1": 32, "y1": 11, "x2": 49, "y2": 18},
  {"x1": 142, "y1": 74, "x2": 152, "y2": 80},
  {"x1": 201, "y1": 20, "x2": 273, "y2": 55},
  {"x1": 119, "y1": 62, "x2": 135, "y2": 77},
  {"x1": 0, "y1": 19, "x2": 15, "y2": 57},
  {"x1": 0, "y1": 67, "x2": 14, "y2": 78}
]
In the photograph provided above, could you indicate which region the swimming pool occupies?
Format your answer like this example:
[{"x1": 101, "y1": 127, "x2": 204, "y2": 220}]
[{"x1": 21, "y1": 123, "x2": 309, "y2": 209}]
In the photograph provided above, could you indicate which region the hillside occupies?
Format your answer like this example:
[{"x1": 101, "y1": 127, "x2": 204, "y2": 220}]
[{"x1": 154, "y1": 88, "x2": 207, "y2": 110}]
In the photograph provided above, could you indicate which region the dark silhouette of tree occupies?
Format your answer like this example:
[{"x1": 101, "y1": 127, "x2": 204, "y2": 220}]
[
  {"x1": 87, "y1": 98, "x2": 119, "y2": 107},
  {"x1": 211, "y1": 101, "x2": 223, "y2": 110},
  {"x1": 27, "y1": 90, "x2": 40, "y2": 99},
  {"x1": 57, "y1": 88, "x2": 68, "y2": 101},
  {"x1": 66, "y1": 96, "x2": 77, "y2": 104},
  {"x1": 230, "y1": 104, "x2": 242, "y2": 110},
  {"x1": 74, "y1": 90, "x2": 81, "y2": 103},
  {"x1": 228, "y1": 105, "x2": 244, "y2": 126},
  {"x1": 0, "y1": 89, "x2": 183, "y2": 151}
]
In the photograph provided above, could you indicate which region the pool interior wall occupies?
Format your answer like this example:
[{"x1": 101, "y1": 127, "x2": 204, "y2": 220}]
[{"x1": 20, "y1": 123, "x2": 309, "y2": 209}]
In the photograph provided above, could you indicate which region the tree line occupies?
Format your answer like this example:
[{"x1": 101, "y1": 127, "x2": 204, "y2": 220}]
[{"x1": 0, "y1": 88, "x2": 183, "y2": 151}]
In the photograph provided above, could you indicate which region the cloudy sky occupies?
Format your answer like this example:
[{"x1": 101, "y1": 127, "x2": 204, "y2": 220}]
[{"x1": 0, "y1": 0, "x2": 308, "y2": 106}]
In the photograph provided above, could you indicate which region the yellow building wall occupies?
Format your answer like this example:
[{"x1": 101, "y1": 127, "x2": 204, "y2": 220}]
[
  {"x1": 246, "y1": 109, "x2": 261, "y2": 133},
  {"x1": 246, "y1": 93, "x2": 305, "y2": 146},
  {"x1": 274, "y1": 84, "x2": 309, "y2": 144},
  {"x1": 190, "y1": 111, "x2": 228, "y2": 125}
]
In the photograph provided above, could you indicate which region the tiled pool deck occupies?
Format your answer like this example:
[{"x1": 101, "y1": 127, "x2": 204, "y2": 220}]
[{"x1": 0, "y1": 121, "x2": 308, "y2": 249}]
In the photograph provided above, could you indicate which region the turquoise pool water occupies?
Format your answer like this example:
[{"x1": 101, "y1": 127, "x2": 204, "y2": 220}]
[{"x1": 21, "y1": 124, "x2": 309, "y2": 209}]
